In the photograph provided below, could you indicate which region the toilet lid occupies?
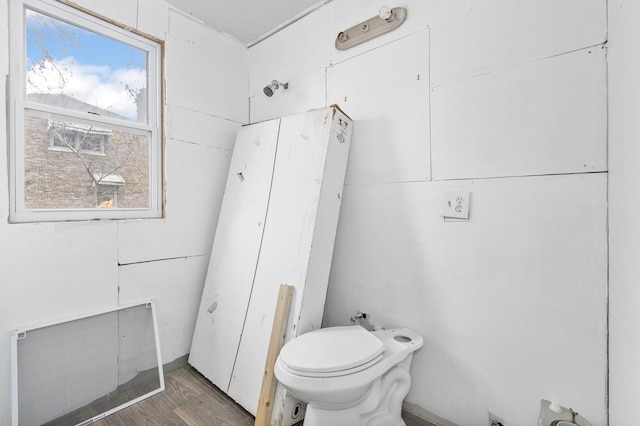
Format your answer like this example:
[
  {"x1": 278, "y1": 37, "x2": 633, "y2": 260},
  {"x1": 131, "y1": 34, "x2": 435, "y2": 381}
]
[{"x1": 279, "y1": 326, "x2": 385, "y2": 374}]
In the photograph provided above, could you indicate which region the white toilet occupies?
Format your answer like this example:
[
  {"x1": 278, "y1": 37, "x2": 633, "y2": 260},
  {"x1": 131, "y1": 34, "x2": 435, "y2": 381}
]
[{"x1": 274, "y1": 325, "x2": 423, "y2": 426}]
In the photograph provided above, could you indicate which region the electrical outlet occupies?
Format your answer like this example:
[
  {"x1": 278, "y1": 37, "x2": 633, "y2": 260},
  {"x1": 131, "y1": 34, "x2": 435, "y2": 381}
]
[
  {"x1": 489, "y1": 412, "x2": 505, "y2": 426},
  {"x1": 442, "y1": 191, "x2": 470, "y2": 220}
]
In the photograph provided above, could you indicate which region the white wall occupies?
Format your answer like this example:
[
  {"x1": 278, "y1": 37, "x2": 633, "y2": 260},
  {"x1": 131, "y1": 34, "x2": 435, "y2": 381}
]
[
  {"x1": 0, "y1": 0, "x2": 248, "y2": 423},
  {"x1": 608, "y1": 0, "x2": 640, "y2": 424},
  {"x1": 249, "y1": 1, "x2": 608, "y2": 425}
]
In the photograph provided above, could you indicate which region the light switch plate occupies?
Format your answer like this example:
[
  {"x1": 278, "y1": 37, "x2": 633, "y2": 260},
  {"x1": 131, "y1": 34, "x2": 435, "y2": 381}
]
[{"x1": 442, "y1": 191, "x2": 470, "y2": 220}]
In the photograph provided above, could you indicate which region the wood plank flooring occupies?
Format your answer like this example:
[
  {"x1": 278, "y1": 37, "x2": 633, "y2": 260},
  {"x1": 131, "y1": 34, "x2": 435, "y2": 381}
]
[
  {"x1": 93, "y1": 366, "x2": 253, "y2": 426},
  {"x1": 91, "y1": 365, "x2": 434, "y2": 426}
]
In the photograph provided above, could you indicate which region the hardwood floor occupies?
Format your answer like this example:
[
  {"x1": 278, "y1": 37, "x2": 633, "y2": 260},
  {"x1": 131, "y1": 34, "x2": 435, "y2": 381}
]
[
  {"x1": 93, "y1": 366, "x2": 254, "y2": 426},
  {"x1": 90, "y1": 365, "x2": 435, "y2": 426}
]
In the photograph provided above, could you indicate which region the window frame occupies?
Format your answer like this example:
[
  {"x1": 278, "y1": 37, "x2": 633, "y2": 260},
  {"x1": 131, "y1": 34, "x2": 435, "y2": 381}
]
[{"x1": 9, "y1": 0, "x2": 164, "y2": 223}]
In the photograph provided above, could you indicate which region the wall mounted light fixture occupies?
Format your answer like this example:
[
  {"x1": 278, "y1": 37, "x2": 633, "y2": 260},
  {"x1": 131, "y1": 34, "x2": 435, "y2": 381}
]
[{"x1": 335, "y1": 6, "x2": 407, "y2": 51}]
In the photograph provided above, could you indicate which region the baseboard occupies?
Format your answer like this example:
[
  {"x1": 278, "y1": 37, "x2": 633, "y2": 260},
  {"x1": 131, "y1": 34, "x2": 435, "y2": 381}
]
[
  {"x1": 291, "y1": 409, "x2": 440, "y2": 426},
  {"x1": 402, "y1": 402, "x2": 457, "y2": 426},
  {"x1": 163, "y1": 354, "x2": 189, "y2": 374},
  {"x1": 289, "y1": 405, "x2": 452, "y2": 426}
]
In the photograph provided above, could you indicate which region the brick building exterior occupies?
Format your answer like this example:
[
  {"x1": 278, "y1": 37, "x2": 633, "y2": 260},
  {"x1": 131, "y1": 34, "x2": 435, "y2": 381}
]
[{"x1": 23, "y1": 114, "x2": 150, "y2": 210}]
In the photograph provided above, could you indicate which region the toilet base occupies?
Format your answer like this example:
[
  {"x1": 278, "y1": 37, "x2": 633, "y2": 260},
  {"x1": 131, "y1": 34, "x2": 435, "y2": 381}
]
[
  {"x1": 302, "y1": 364, "x2": 411, "y2": 426},
  {"x1": 304, "y1": 407, "x2": 406, "y2": 426}
]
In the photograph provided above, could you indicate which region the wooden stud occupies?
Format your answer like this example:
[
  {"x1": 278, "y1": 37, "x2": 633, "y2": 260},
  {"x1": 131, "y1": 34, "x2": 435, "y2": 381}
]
[{"x1": 254, "y1": 284, "x2": 294, "y2": 426}]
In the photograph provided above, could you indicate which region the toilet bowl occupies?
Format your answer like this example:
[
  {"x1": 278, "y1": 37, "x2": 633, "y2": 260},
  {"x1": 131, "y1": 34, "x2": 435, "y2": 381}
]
[{"x1": 274, "y1": 325, "x2": 423, "y2": 426}]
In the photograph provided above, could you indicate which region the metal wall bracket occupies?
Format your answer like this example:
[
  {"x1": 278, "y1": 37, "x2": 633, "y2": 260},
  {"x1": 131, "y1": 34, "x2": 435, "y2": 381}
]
[{"x1": 335, "y1": 7, "x2": 407, "y2": 51}]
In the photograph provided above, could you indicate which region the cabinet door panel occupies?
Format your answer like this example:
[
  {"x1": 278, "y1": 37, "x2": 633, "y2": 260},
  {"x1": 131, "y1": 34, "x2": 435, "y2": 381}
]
[{"x1": 189, "y1": 119, "x2": 280, "y2": 389}]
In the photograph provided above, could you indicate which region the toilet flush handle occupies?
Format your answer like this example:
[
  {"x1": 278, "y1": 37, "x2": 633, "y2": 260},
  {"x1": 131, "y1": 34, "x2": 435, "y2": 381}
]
[
  {"x1": 350, "y1": 311, "x2": 375, "y2": 331},
  {"x1": 569, "y1": 408, "x2": 578, "y2": 423},
  {"x1": 350, "y1": 310, "x2": 367, "y2": 323}
]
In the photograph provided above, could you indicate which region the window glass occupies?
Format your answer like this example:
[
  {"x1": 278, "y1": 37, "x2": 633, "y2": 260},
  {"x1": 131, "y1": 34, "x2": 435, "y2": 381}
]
[
  {"x1": 26, "y1": 8, "x2": 148, "y2": 123},
  {"x1": 24, "y1": 113, "x2": 150, "y2": 210},
  {"x1": 10, "y1": 0, "x2": 162, "y2": 222}
]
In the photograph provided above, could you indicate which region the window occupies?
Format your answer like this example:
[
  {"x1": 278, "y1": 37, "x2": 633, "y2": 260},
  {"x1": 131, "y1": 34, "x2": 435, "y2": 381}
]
[
  {"x1": 49, "y1": 122, "x2": 109, "y2": 155},
  {"x1": 9, "y1": 0, "x2": 163, "y2": 222}
]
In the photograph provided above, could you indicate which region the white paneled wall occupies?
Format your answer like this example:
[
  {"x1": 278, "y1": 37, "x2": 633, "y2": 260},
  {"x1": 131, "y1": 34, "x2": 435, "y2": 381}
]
[
  {"x1": 165, "y1": 11, "x2": 248, "y2": 123},
  {"x1": 328, "y1": 175, "x2": 607, "y2": 425},
  {"x1": 0, "y1": 4, "x2": 8, "y2": 225},
  {"x1": 68, "y1": 0, "x2": 138, "y2": 28},
  {"x1": 117, "y1": 137, "x2": 232, "y2": 264},
  {"x1": 0, "y1": 1, "x2": 247, "y2": 424},
  {"x1": 248, "y1": 6, "x2": 332, "y2": 123},
  {"x1": 0, "y1": 221, "x2": 120, "y2": 425},
  {"x1": 608, "y1": 0, "x2": 640, "y2": 424},
  {"x1": 431, "y1": 47, "x2": 607, "y2": 180},
  {"x1": 429, "y1": 0, "x2": 607, "y2": 85},
  {"x1": 137, "y1": 0, "x2": 170, "y2": 38},
  {"x1": 249, "y1": 0, "x2": 608, "y2": 424},
  {"x1": 118, "y1": 256, "x2": 211, "y2": 365},
  {"x1": 327, "y1": 30, "x2": 430, "y2": 184},
  {"x1": 167, "y1": 105, "x2": 240, "y2": 151}
]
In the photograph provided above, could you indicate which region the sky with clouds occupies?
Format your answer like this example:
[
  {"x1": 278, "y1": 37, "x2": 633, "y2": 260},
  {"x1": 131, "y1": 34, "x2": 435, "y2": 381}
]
[{"x1": 26, "y1": 8, "x2": 147, "y2": 121}]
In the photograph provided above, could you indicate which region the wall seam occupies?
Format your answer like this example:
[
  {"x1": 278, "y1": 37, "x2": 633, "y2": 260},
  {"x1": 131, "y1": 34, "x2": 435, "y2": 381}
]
[{"x1": 432, "y1": 42, "x2": 609, "y2": 89}]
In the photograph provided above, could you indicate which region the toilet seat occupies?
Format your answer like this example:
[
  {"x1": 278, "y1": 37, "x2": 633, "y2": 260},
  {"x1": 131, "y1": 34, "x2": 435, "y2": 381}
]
[{"x1": 279, "y1": 326, "x2": 385, "y2": 378}]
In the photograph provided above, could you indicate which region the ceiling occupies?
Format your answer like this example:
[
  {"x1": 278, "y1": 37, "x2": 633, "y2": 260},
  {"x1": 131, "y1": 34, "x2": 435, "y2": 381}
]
[{"x1": 163, "y1": 0, "x2": 332, "y2": 46}]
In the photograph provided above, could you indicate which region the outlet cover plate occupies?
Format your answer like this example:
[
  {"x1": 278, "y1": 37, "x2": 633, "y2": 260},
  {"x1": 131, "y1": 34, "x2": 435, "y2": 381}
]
[{"x1": 442, "y1": 191, "x2": 470, "y2": 220}]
